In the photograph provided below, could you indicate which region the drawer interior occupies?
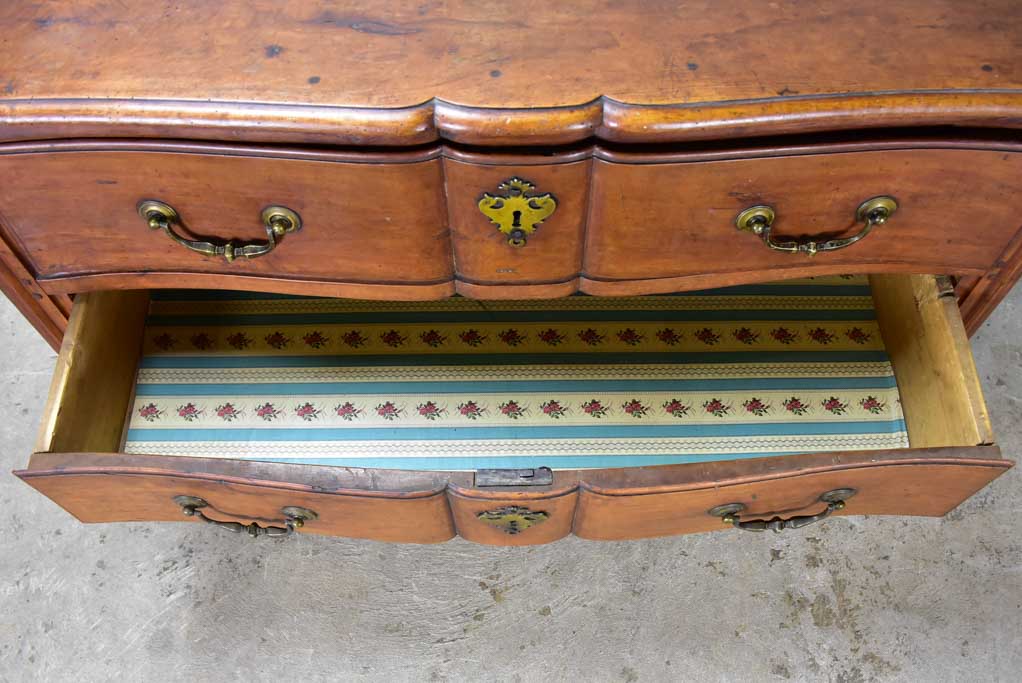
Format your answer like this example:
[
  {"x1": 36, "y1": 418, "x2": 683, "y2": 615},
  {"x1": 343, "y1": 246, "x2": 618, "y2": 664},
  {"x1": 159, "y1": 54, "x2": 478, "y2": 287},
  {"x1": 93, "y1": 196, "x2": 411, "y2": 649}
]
[{"x1": 34, "y1": 274, "x2": 994, "y2": 471}]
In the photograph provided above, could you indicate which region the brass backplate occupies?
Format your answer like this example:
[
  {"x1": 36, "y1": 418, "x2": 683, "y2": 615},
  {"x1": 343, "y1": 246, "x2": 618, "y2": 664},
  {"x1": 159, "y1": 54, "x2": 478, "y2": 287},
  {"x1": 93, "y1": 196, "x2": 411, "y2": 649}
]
[
  {"x1": 477, "y1": 505, "x2": 549, "y2": 535},
  {"x1": 477, "y1": 178, "x2": 557, "y2": 247},
  {"x1": 855, "y1": 196, "x2": 898, "y2": 222}
]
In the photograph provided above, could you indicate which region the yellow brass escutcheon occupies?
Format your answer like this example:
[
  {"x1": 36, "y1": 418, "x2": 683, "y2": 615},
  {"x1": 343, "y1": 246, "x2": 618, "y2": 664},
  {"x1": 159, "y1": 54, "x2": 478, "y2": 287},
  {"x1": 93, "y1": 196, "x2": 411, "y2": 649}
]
[
  {"x1": 477, "y1": 178, "x2": 557, "y2": 248},
  {"x1": 476, "y1": 505, "x2": 549, "y2": 535}
]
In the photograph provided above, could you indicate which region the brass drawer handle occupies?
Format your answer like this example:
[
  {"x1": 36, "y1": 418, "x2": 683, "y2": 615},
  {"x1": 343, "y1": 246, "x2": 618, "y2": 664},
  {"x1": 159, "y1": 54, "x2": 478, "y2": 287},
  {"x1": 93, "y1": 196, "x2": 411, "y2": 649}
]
[
  {"x1": 708, "y1": 488, "x2": 856, "y2": 533},
  {"x1": 138, "y1": 200, "x2": 301, "y2": 262},
  {"x1": 736, "y1": 196, "x2": 897, "y2": 255},
  {"x1": 173, "y1": 495, "x2": 317, "y2": 537}
]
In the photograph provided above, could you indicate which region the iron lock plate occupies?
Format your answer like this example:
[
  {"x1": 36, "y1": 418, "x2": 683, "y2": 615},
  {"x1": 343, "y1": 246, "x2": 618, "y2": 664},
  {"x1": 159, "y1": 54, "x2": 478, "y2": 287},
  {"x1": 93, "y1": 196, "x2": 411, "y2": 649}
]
[{"x1": 474, "y1": 467, "x2": 554, "y2": 487}]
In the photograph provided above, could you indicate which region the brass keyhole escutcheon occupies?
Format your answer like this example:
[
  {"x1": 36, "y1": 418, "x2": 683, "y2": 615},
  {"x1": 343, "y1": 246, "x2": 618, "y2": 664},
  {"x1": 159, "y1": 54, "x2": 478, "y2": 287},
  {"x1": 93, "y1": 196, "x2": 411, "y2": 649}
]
[
  {"x1": 477, "y1": 505, "x2": 549, "y2": 535},
  {"x1": 477, "y1": 178, "x2": 557, "y2": 248}
]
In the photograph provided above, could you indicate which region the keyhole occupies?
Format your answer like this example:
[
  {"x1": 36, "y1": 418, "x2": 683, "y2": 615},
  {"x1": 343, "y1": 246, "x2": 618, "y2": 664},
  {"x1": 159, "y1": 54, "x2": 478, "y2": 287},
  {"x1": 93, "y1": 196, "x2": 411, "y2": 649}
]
[{"x1": 511, "y1": 210, "x2": 522, "y2": 228}]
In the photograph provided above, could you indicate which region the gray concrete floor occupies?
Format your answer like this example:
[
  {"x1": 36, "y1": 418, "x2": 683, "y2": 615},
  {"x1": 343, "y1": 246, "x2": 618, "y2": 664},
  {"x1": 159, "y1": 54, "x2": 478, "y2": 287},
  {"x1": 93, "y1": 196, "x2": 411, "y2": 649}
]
[{"x1": 1, "y1": 289, "x2": 1021, "y2": 683}]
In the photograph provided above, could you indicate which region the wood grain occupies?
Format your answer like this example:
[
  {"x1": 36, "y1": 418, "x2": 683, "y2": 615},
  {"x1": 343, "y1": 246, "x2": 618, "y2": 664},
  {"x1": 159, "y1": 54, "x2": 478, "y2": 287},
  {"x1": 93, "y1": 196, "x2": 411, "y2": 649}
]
[
  {"x1": 447, "y1": 486, "x2": 579, "y2": 546},
  {"x1": 35, "y1": 291, "x2": 149, "y2": 454},
  {"x1": 0, "y1": 219, "x2": 65, "y2": 349},
  {"x1": 16, "y1": 448, "x2": 1010, "y2": 544},
  {"x1": 18, "y1": 471, "x2": 456, "y2": 544},
  {"x1": 1, "y1": 1, "x2": 1020, "y2": 145},
  {"x1": 584, "y1": 149, "x2": 1022, "y2": 284},
  {"x1": 0, "y1": 150, "x2": 454, "y2": 286},
  {"x1": 444, "y1": 158, "x2": 590, "y2": 288},
  {"x1": 575, "y1": 460, "x2": 1009, "y2": 541},
  {"x1": 1, "y1": 138, "x2": 1019, "y2": 303},
  {"x1": 871, "y1": 275, "x2": 994, "y2": 447}
]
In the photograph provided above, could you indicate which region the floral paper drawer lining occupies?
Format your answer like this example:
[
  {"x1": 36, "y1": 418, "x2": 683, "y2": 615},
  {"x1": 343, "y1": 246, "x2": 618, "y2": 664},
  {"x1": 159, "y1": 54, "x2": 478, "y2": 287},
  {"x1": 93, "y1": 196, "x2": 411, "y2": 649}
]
[{"x1": 125, "y1": 276, "x2": 909, "y2": 470}]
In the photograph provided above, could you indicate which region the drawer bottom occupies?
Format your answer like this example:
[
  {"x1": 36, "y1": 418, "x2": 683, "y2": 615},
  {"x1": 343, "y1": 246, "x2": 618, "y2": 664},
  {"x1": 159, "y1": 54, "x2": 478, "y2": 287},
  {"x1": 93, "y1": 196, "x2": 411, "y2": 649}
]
[{"x1": 122, "y1": 277, "x2": 908, "y2": 470}]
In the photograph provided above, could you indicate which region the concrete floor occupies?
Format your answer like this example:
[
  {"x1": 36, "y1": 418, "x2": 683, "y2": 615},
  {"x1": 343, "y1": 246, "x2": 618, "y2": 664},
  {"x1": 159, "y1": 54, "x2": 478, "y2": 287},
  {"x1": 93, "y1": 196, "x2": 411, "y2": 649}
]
[{"x1": 1, "y1": 290, "x2": 1020, "y2": 683}]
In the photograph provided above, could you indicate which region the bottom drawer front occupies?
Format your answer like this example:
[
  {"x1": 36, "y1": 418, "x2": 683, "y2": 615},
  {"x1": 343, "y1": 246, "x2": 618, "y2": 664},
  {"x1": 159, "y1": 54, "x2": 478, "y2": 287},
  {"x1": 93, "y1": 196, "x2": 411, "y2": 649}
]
[
  {"x1": 18, "y1": 274, "x2": 1012, "y2": 544},
  {"x1": 574, "y1": 454, "x2": 1009, "y2": 541},
  {"x1": 18, "y1": 462, "x2": 456, "y2": 544}
]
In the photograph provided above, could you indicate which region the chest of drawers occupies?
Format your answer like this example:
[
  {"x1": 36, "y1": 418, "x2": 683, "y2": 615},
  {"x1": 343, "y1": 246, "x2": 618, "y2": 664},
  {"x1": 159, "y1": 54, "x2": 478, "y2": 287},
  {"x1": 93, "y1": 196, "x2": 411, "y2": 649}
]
[{"x1": 2, "y1": 0, "x2": 1020, "y2": 545}]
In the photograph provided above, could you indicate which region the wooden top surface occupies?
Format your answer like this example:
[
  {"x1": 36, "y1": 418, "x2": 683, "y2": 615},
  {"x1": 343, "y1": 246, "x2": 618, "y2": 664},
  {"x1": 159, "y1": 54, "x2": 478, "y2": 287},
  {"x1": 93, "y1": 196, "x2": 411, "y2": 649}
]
[{"x1": 1, "y1": 0, "x2": 1020, "y2": 145}]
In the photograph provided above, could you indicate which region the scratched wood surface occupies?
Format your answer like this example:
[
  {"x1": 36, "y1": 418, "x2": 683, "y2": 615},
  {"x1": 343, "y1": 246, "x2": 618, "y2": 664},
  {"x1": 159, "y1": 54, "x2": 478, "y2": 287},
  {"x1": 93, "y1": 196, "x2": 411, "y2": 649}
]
[{"x1": 0, "y1": 1, "x2": 1019, "y2": 145}]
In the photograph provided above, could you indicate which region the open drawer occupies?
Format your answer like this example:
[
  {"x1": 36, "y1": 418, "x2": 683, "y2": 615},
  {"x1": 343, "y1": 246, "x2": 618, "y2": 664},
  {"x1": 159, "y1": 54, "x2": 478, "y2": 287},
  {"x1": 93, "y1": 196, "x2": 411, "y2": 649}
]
[{"x1": 14, "y1": 275, "x2": 1011, "y2": 545}]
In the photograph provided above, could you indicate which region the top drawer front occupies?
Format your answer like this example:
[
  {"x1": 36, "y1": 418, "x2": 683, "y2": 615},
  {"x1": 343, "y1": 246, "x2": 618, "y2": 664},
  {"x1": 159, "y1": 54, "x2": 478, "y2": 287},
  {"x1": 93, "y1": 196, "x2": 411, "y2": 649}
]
[
  {"x1": 584, "y1": 149, "x2": 1022, "y2": 283},
  {"x1": 0, "y1": 148, "x2": 452, "y2": 287}
]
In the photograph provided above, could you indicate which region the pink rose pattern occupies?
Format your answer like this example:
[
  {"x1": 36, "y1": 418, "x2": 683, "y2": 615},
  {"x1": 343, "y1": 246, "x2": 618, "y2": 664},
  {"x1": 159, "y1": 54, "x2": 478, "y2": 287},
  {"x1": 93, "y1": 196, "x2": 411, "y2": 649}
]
[
  {"x1": 822, "y1": 396, "x2": 847, "y2": 414},
  {"x1": 540, "y1": 400, "x2": 567, "y2": 419},
  {"x1": 771, "y1": 327, "x2": 799, "y2": 345},
  {"x1": 783, "y1": 397, "x2": 810, "y2": 415},
  {"x1": 732, "y1": 327, "x2": 759, "y2": 345},
  {"x1": 302, "y1": 331, "x2": 329, "y2": 349},
  {"x1": 703, "y1": 398, "x2": 731, "y2": 417},
  {"x1": 419, "y1": 330, "x2": 447, "y2": 348},
  {"x1": 694, "y1": 328, "x2": 721, "y2": 345},
  {"x1": 264, "y1": 331, "x2": 291, "y2": 349},
  {"x1": 417, "y1": 401, "x2": 445, "y2": 420},
  {"x1": 662, "y1": 399, "x2": 690, "y2": 418},
  {"x1": 622, "y1": 399, "x2": 648, "y2": 418},
  {"x1": 380, "y1": 330, "x2": 407, "y2": 348},
  {"x1": 616, "y1": 328, "x2": 644, "y2": 346},
  {"x1": 190, "y1": 333, "x2": 215, "y2": 350},
  {"x1": 342, "y1": 330, "x2": 368, "y2": 348},
  {"x1": 226, "y1": 332, "x2": 251, "y2": 350},
  {"x1": 581, "y1": 400, "x2": 608, "y2": 418},
  {"x1": 139, "y1": 300, "x2": 894, "y2": 432},
  {"x1": 149, "y1": 325, "x2": 878, "y2": 352},
  {"x1": 539, "y1": 328, "x2": 566, "y2": 346},
  {"x1": 137, "y1": 403, "x2": 163, "y2": 422},
  {"x1": 458, "y1": 329, "x2": 487, "y2": 347},
  {"x1": 215, "y1": 403, "x2": 241, "y2": 421},
  {"x1": 255, "y1": 402, "x2": 280, "y2": 421},
  {"x1": 376, "y1": 401, "x2": 403, "y2": 420},
  {"x1": 656, "y1": 328, "x2": 683, "y2": 345},
  {"x1": 335, "y1": 402, "x2": 362, "y2": 421},
  {"x1": 498, "y1": 329, "x2": 526, "y2": 347},
  {"x1": 153, "y1": 333, "x2": 177, "y2": 351},
  {"x1": 138, "y1": 392, "x2": 894, "y2": 424},
  {"x1": 743, "y1": 397, "x2": 770, "y2": 416},
  {"x1": 808, "y1": 327, "x2": 836, "y2": 345},
  {"x1": 295, "y1": 402, "x2": 321, "y2": 421},
  {"x1": 458, "y1": 401, "x2": 485, "y2": 420}
]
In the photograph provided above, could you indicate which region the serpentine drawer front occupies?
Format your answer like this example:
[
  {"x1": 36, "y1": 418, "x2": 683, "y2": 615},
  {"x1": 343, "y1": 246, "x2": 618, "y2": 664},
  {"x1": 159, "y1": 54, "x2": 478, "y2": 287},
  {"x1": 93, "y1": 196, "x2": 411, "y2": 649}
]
[
  {"x1": 3, "y1": 141, "x2": 1022, "y2": 305},
  {"x1": 0, "y1": 143, "x2": 454, "y2": 299},
  {"x1": 15, "y1": 274, "x2": 1011, "y2": 545},
  {"x1": 2, "y1": 0, "x2": 1021, "y2": 553},
  {"x1": 583, "y1": 147, "x2": 1022, "y2": 295}
]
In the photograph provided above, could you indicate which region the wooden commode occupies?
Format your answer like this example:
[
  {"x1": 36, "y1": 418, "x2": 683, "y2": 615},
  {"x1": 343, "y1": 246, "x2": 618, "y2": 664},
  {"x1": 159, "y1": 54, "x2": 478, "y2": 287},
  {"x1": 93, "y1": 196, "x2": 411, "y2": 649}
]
[{"x1": 1, "y1": 1, "x2": 1020, "y2": 545}]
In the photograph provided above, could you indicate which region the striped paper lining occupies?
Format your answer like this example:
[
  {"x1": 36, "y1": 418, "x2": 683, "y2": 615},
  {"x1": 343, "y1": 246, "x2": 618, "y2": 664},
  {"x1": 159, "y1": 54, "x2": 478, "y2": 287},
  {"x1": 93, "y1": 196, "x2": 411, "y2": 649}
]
[{"x1": 124, "y1": 276, "x2": 909, "y2": 470}]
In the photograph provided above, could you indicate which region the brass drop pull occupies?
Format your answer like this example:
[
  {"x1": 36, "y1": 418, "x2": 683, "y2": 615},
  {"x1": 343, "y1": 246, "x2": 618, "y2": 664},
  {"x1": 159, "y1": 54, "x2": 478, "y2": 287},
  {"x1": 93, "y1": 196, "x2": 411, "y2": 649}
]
[
  {"x1": 138, "y1": 200, "x2": 301, "y2": 262},
  {"x1": 708, "y1": 488, "x2": 856, "y2": 533},
  {"x1": 736, "y1": 196, "x2": 897, "y2": 255},
  {"x1": 173, "y1": 495, "x2": 317, "y2": 538}
]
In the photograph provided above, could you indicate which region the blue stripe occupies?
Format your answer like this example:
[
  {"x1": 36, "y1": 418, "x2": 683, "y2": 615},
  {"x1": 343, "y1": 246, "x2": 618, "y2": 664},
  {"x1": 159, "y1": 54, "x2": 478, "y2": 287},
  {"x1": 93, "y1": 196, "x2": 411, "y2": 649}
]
[
  {"x1": 145, "y1": 308, "x2": 875, "y2": 326},
  {"x1": 134, "y1": 375, "x2": 898, "y2": 396},
  {"x1": 125, "y1": 420, "x2": 907, "y2": 441},
  {"x1": 243, "y1": 452, "x2": 813, "y2": 470},
  {"x1": 139, "y1": 350, "x2": 892, "y2": 369}
]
